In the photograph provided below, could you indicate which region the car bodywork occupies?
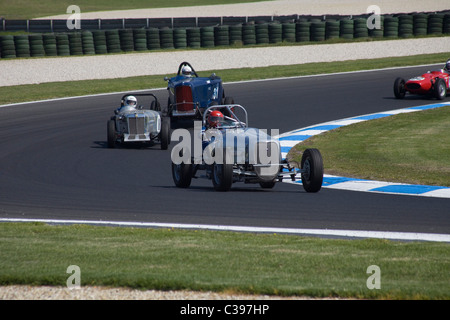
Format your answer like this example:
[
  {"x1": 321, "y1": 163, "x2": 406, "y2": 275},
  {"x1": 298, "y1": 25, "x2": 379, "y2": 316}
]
[
  {"x1": 394, "y1": 69, "x2": 449, "y2": 100},
  {"x1": 171, "y1": 104, "x2": 324, "y2": 192},
  {"x1": 107, "y1": 93, "x2": 171, "y2": 149},
  {"x1": 164, "y1": 62, "x2": 234, "y2": 121}
]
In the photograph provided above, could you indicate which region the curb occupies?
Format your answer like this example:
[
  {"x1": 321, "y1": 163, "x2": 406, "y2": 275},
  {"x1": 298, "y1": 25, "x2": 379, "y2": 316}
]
[{"x1": 278, "y1": 102, "x2": 450, "y2": 198}]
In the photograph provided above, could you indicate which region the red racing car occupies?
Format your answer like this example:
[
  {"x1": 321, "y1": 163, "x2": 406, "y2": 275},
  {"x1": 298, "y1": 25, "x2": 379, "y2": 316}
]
[{"x1": 394, "y1": 60, "x2": 450, "y2": 100}]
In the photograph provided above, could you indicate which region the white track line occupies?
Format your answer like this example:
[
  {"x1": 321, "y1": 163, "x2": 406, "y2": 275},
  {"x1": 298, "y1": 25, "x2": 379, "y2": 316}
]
[{"x1": 1, "y1": 218, "x2": 449, "y2": 242}]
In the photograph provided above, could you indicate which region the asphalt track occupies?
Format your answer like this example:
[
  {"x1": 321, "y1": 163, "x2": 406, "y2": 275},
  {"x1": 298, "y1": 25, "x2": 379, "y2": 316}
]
[{"x1": 0, "y1": 65, "x2": 449, "y2": 236}]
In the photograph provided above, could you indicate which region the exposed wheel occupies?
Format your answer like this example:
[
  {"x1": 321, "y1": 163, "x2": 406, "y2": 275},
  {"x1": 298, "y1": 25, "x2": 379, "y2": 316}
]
[
  {"x1": 168, "y1": 97, "x2": 177, "y2": 124},
  {"x1": 172, "y1": 161, "x2": 192, "y2": 188},
  {"x1": 107, "y1": 120, "x2": 116, "y2": 148},
  {"x1": 434, "y1": 78, "x2": 447, "y2": 100},
  {"x1": 301, "y1": 148, "x2": 323, "y2": 193},
  {"x1": 160, "y1": 116, "x2": 171, "y2": 150},
  {"x1": 394, "y1": 77, "x2": 406, "y2": 99},
  {"x1": 223, "y1": 96, "x2": 234, "y2": 105},
  {"x1": 151, "y1": 100, "x2": 161, "y2": 111},
  {"x1": 212, "y1": 149, "x2": 233, "y2": 191}
]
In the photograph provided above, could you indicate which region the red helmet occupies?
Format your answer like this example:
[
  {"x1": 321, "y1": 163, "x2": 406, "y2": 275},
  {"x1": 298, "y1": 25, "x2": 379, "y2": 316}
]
[{"x1": 208, "y1": 110, "x2": 224, "y2": 127}]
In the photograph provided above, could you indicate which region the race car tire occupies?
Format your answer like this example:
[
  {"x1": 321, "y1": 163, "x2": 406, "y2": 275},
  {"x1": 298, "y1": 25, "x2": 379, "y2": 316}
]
[
  {"x1": 151, "y1": 100, "x2": 161, "y2": 111},
  {"x1": 107, "y1": 120, "x2": 116, "y2": 148},
  {"x1": 433, "y1": 78, "x2": 447, "y2": 100},
  {"x1": 223, "y1": 97, "x2": 234, "y2": 105},
  {"x1": 212, "y1": 149, "x2": 233, "y2": 191},
  {"x1": 167, "y1": 97, "x2": 177, "y2": 124},
  {"x1": 394, "y1": 77, "x2": 406, "y2": 99},
  {"x1": 172, "y1": 162, "x2": 192, "y2": 188},
  {"x1": 301, "y1": 148, "x2": 323, "y2": 193},
  {"x1": 160, "y1": 117, "x2": 171, "y2": 150}
]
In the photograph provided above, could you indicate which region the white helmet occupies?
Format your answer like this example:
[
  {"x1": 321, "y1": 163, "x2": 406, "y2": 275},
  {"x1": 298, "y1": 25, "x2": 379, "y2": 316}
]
[
  {"x1": 125, "y1": 95, "x2": 137, "y2": 107},
  {"x1": 445, "y1": 59, "x2": 450, "y2": 71},
  {"x1": 182, "y1": 65, "x2": 192, "y2": 76}
]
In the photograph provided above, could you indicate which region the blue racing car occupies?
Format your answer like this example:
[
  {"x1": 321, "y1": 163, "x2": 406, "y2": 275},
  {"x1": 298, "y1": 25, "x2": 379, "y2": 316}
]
[{"x1": 164, "y1": 62, "x2": 235, "y2": 123}]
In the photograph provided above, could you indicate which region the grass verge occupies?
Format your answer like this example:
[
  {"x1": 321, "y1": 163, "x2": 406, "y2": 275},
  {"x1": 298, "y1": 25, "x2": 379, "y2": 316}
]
[
  {"x1": 0, "y1": 52, "x2": 449, "y2": 106},
  {"x1": 0, "y1": 222, "x2": 449, "y2": 299},
  {"x1": 0, "y1": 0, "x2": 264, "y2": 19},
  {"x1": 288, "y1": 105, "x2": 450, "y2": 187}
]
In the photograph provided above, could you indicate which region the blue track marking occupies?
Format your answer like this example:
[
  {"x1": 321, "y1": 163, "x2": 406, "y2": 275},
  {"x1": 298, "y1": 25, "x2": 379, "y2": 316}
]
[{"x1": 278, "y1": 102, "x2": 450, "y2": 198}]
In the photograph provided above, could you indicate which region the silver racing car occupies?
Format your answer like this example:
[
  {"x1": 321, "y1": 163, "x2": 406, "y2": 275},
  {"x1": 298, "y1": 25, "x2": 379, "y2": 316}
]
[
  {"x1": 107, "y1": 93, "x2": 171, "y2": 149},
  {"x1": 171, "y1": 104, "x2": 324, "y2": 192}
]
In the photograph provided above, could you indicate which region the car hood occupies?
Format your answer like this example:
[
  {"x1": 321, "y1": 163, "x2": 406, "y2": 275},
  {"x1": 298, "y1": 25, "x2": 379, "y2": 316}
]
[{"x1": 409, "y1": 70, "x2": 448, "y2": 82}]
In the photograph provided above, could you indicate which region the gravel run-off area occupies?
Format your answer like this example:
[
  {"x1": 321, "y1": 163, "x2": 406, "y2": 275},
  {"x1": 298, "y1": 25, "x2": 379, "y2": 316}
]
[
  {"x1": 1, "y1": 37, "x2": 449, "y2": 87},
  {"x1": 1, "y1": 0, "x2": 449, "y2": 87},
  {"x1": 0, "y1": 285, "x2": 342, "y2": 300}
]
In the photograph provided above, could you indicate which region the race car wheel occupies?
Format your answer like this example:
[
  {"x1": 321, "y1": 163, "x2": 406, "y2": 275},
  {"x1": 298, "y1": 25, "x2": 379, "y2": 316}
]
[
  {"x1": 172, "y1": 162, "x2": 192, "y2": 188},
  {"x1": 223, "y1": 96, "x2": 234, "y2": 105},
  {"x1": 107, "y1": 120, "x2": 116, "y2": 148},
  {"x1": 393, "y1": 77, "x2": 406, "y2": 99},
  {"x1": 151, "y1": 100, "x2": 161, "y2": 111},
  {"x1": 167, "y1": 97, "x2": 177, "y2": 124},
  {"x1": 301, "y1": 148, "x2": 324, "y2": 193},
  {"x1": 212, "y1": 150, "x2": 233, "y2": 191},
  {"x1": 160, "y1": 117, "x2": 171, "y2": 150},
  {"x1": 434, "y1": 78, "x2": 447, "y2": 100}
]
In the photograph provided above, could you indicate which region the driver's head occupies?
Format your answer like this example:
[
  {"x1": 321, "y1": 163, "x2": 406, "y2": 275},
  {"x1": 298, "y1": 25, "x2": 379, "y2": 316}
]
[
  {"x1": 125, "y1": 96, "x2": 137, "y2": 107},
  {"x1": 445, "y1": 59, "x2": 450, "y2": 71},
  {"x1": 181, "y1": 65, "x2": 192, "y2": 77},
  {"x1": 208, "y1": 110, "x2": 224, "y2": 128}
]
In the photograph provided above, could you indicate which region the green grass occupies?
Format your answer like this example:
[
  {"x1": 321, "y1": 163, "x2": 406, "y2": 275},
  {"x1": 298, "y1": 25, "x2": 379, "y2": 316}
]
[
  {"x1": 0, "y1": 0, "x2": 267, "y2": 19},
  {"x1": 288, "y1": 106, "x2": 450, "y2": 187},
  {"x1": 0, "y1": 222, "x2": 448, "y2": 299},
  {"x1": 0, "y1": 52, "x2": 449, "y2": 106}
]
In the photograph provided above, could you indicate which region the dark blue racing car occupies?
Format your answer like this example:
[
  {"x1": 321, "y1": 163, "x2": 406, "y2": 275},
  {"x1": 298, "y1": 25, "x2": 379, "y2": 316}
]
[{"x1": 164, "y1": 62, "x2": 235, "y2": 122}]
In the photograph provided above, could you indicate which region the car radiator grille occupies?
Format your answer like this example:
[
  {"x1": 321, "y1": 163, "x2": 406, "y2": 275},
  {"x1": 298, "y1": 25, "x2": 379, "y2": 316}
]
[
  {"x1": 128, "y1": 117, "x2": 145, "y2": 135},
  {"x1": 175, "y1": 85, "x2": 194, "y2": 111},
  {"x1": 406, "y1": 83, "x2": 421, "y2": 90}
]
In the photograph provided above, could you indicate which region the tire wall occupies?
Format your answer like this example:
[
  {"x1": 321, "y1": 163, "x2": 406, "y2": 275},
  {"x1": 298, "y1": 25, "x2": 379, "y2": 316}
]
[{"x1": 1, "y1": 11, "x2": 449, "y2": 59}]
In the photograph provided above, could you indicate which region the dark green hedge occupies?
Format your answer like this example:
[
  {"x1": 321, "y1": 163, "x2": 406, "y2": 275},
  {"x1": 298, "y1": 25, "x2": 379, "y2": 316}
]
[{"x1": 1, "y1": 12, "x2": 449, "y2": 59}]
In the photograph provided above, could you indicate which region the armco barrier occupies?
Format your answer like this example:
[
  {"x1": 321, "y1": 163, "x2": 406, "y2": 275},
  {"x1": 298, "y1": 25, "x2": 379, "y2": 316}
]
[
  {"x1": 0, "y1": 11, "x2": 449, "y2": 59},
  {"x1": 1, "y1": 11, "x2": 448, "y2": 32}
]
